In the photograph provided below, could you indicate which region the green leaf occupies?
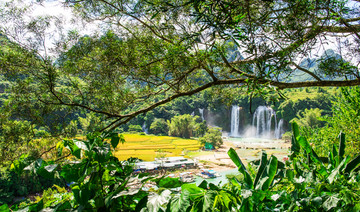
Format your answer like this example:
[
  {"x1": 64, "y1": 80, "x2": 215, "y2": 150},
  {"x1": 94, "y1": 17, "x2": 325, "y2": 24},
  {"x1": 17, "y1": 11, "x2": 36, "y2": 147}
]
[
  {"x1": 322, "y1": 195, "x2": 340, "y2": 211},
  {"x1": 254, "y1": 151, "x2": 268, "y2": 188},
  {"x1": 198, "y1": 180, "x2": 208, "y2": 189},
  {"x1": 193, "y1": 190, "x2": 217, "y2": 212},
  {"x1": 135, "y1": 196, "x2": 148, "y2": 212},
  {"x1": 298, "y1": 136, "x2": 311, "y2": 154},
  {"x1": 44, "y1": 164, "x2": 58, "y2": 173},
  {"x1": 29, "y1": 199, "x2": 44, "y2": 212},
  {"x1": 147, "y1": 189, "x2": 172, "y2": 212},
  {"x1": 344, "y1": 154, "x2": 360, "y2": 174},
  {"x1": 338, "y1": 132, "x2": 345, "y2": 161},
  {"x1": 228, "y1": 148, "x2": 253, "y2": 189},
  {"x1": 257, "y1": 155, "x2": 278, "y2": 191},
  {"x1": 64, "y1": 139, "x2": 81, "y2": 159},
  {"x1": 53, "y1": 201, "x2": 72, "y2": 211},
  {"x1": 0, "y1": 204, "x2": 10, "y2": 212},
  {"x1": 181, "y1": 184, "x2": 204, "y2": 202},
  {"x1": 110, "y1": 133, "x2": 120, "y2": 149},
  {"x1": 168, "y1": 184, "x2": 204, "y2": 212},
  {"x1": 290, "y1": 122, "x2": 301, "y2": 156},
  {"x1": 292, "y1": 121, "x2": 300, "y2": 139},
  {"x1": 328, "y1": 156, "x2": 349, "y2": 184},
  {"x1": 158, "y1": 177, "x2": 183, "y2": 188}
]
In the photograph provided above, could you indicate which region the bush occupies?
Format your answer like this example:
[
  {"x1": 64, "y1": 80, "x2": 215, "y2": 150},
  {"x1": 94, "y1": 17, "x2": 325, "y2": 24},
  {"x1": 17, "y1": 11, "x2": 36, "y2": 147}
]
[
  {"x1": 128, "y1": 124, "x2": 143, "y2": 132},
  {"x1": 167, "y1": 114, "x2": 197, "y2": 138},
  {"x1": 149, "y1": 118, "x2": 168, "y2": 135},
  {"x1": 198, "y1": 127, "x2": 223, "y2": 149}
]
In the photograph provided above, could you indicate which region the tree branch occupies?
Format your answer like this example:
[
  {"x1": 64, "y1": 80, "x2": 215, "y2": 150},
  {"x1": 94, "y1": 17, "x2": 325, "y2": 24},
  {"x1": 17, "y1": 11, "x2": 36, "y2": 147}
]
[{"x1": 291, "y1": 62, "x2": 322, "y2": 82}]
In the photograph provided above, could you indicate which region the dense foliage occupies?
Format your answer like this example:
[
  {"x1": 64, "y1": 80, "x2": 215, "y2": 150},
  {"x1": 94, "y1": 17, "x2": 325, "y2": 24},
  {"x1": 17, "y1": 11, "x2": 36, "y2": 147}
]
[
  {"x1": 2, "y1": 122, "x2": 360, "y2": 211},
  {"x1": 1, "y1": 0, "x2": 360, "y2": 211}
]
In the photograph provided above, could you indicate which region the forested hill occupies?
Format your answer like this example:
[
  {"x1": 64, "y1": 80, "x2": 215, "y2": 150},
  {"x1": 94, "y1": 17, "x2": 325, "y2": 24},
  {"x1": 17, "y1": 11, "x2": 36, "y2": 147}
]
[{"x1": 290, "y1": 49, "x2": 351, "y2": 82}]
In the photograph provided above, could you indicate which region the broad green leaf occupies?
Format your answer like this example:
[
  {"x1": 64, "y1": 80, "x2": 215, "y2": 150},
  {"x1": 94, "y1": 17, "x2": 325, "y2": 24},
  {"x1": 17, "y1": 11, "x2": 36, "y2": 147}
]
[
  {"x1": 75, "y1": 141, "x2": 88, "y2": 151},
  {"x1": 286, "y1": 169, "x2": 294, "y2": 182},
  {"x1": 44, "y1": 164, "x2": 58, "y2": 173},
  {"x1": 198, "y1": 180, "x2": 208, "y2": 189},
  {"x1": 328, "y1": 156, "x2": 349, "y2": 184},
  {"x1": 338, "y1": 132, "x2": 345, "y2": 161},
  {"x1": 71, "y1": 185, "x2": 81, "y2": 204},
  {"x1": 0, "y1": 204, "x2": 10, "y2": 212},
  {"x1": 332, "y1": 144, "x2": 338, "y2": 158},
  {"x1": 258, "y1": 155, "x2": 278, "y2": 191},
  {"x1": 168, "y1": 184, "x2": 204, "y2": 212},
  {"x1": 64, "y1": 139, "x2": 81, "y2": 159},
  {"x1": 53, "y1": 201, "x2": 72, "y2": 211},
  {"x1": 292, "y1": 121, "x2": 300, "y2": 139},
  {"x1": 110, "y1": 133, "x2": 122, "y2": 149},
  {"x1": 290, "y1": 122, "x2": 300, "y2": 156},
  {"x1": 322, "y1": 195, "x2": 340, "y2": 211},
  {"x1": 344, "y1": 154, "x2": 360, "y2": 174},
  {"x1": 298, "y1": 136, "x2": 311, "y2": 154},
  {"x1": 254, "y1": 151, "x2": 268, "y2": 188},
  {"x1": 167, "y1": 195, "x2": 189, "y2": 212},
  {"x1": 192, "y1": 190, "x2": 217, "y2": 212},
  {"x1": 29, "y1": 199, "x2": 44, "y2": 212},
  {"x1": 181, "y1": 184, "x2": 204, "y2": 201},
  {"x1": 135, "y1": 196, "x2": 148, "y2": 212},
  {"x1": 147, "y1": 190, "x2": 172, "y2": 212},
  {"x1": 158, "y1": 177, "x2": 183, "y2": 188},
  {"x1": 56, "y1": 141, "x2": 64, "y2": 157},
  {"x1": 228, "y1": 148, "x2": 253, "y2": 189}
]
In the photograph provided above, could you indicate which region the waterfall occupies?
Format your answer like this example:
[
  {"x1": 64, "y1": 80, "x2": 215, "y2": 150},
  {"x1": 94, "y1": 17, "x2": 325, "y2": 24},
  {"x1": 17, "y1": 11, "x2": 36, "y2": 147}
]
[
  {"x1": 275, "y1": 119, "x2": 284, "y2": 139},
  {"x1": 142, "y1": 122, "x2": 148, "y2": 134},
  {"x1": 230, "y1": 105, "x2": 241, "y2": 137},
  {"x1": 199, "y1": 108, "x2": 205, "y2": 121},
  {"x1": 191, "y1": 111, "x2": 195, "y2": 116},
  {"x1": 252, "y1": 106, "x2": 277, "y2": 138}
]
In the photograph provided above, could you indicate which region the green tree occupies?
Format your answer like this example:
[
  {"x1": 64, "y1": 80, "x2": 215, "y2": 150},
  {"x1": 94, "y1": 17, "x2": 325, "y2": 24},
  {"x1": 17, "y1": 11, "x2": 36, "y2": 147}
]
[
  {"x1": 291, "y1": 108, "x2": 324, "y2": 128},
  {"x1": 128, "y1": 124, "x2": 143, "y2": 133},
  {"x1": 149, "y1": 118, "x2": 168, "y2": 135},
  {"x1": 199, "y1": 127, "x2": 223, "y2": 149},
  {"x1": 0, "y1": 0, "x2": 359, "y2": 133},
  {"x1": 194, "y1": 120, "x2": 208, "y2": 137},
  {"x1": 167, "y1": 114, "x2": 197, "y2": 138},
  {"x1": 0, "y1": 119, "x2": 34, "y2": 166}
]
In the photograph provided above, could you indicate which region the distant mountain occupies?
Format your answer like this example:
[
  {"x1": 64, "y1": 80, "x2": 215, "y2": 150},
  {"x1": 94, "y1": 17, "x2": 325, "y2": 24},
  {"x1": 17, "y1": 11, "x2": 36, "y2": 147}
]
[{"x1": 290, "y1": 49, "x2": 345, "y2": 82}]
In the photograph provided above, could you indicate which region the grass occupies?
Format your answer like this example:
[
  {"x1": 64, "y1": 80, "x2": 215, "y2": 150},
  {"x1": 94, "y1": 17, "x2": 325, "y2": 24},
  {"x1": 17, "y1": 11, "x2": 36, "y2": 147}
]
[{"x1": 114, "y1": 134, "x2": 201, "y2": 161}]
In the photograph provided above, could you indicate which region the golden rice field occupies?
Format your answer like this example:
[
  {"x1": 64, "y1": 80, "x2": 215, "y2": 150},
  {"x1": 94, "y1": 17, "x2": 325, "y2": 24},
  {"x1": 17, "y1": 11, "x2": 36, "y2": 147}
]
[{"x1": 113, "y1": 134, "x2": 201, "y2": 161}]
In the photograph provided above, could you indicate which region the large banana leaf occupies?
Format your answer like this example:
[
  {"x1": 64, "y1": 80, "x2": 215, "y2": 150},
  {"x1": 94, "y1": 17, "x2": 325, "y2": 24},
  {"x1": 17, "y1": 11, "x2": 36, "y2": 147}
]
[{"x1": 228, "y1": 148, "x2": 253, "y2": 189}]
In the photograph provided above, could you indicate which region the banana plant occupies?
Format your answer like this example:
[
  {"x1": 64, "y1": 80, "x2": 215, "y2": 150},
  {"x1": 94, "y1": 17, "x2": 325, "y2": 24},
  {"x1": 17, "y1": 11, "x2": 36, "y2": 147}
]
[
  {"x1": 287, "y1": 122, "x2": 360, "y2": 211},
  {"x1": 227, "y1": 148, "x2": 283, "y2": 211},
  {"x1": 10, "y1": 132, "x2": 151, "y2": 211},
  {"x1": 290, "y1": 122, "x2": 360, "y2": 183}
]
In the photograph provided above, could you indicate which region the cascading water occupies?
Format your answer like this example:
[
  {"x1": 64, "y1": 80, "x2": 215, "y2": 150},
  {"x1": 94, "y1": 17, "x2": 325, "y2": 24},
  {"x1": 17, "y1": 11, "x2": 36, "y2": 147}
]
[
  {"x1": 230, "y1": 105, "x2": 241, "y2": 137},
  {"x1": 142, "y1": 122, "x2": 148, "y2": 134},
  {"x1": 199, "y1": 108, "x2": 205, "y2": 121},
  {"x1": 252, "y1": 106, "x2": 279, "y2": 138},
  {"x1": 275, "y1": 119, "x2": 284, "y2": 139}
]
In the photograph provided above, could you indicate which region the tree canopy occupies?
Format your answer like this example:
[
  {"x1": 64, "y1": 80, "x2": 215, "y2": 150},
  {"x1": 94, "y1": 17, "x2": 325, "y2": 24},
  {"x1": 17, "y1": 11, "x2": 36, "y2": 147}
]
[{"x1": 1, "y1": 0, "x2": 360, "y2": 131}]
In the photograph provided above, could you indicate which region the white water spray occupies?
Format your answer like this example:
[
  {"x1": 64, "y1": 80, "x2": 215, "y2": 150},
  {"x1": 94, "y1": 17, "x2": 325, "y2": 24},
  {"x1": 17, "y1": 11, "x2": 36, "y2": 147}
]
[
  {"x1": 275, "y1": 119, "x2": 284, "y2": 139},
  {"x1": 252, "y1": 106, "x2": 282, "y2": 138},
  {"x1": 142, "y1": 122, "x2": 148, "y2": 134},
  {"x1": 199, "y1": 108, "x2": 205, "y2": 121},
  {"x1": 230, "y1": 105, "x2": 241, "y2": 137}
]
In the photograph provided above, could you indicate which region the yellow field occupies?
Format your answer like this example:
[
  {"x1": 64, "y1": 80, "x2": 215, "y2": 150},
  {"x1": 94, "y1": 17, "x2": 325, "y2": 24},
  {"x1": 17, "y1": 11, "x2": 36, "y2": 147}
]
[{"x1": 113, "y1": 134, "x2": 201, "y2": 161}]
